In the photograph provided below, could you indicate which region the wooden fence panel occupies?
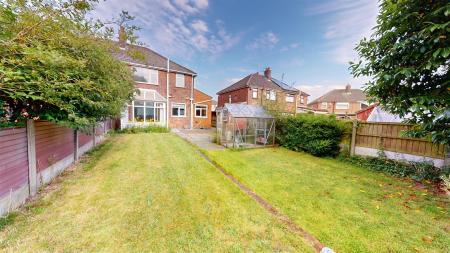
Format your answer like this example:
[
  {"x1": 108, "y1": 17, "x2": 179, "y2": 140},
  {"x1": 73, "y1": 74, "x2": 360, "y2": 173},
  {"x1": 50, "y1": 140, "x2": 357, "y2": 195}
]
[
  {"x1": 355, "y1": 122, "x2": 445, "y2": 159},
  {"x1": 35, "y1": 121, "x2": 74, "y2": 172},
  {"x1": 0, "y1": 127, "x2": 29, "y2": 198}
]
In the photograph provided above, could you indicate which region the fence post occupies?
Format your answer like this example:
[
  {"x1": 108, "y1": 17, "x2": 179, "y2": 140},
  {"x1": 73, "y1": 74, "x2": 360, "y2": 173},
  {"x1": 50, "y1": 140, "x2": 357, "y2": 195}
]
[
  {"x1": 92, "y1": 125, "x2": 96, "y2": 147},
  {"x1": 350, "y1": 120, "x2": 357, "y2": 156},
  {"x1": 26, "y1": 119, "x2": 37, "y2": 196},
  {"x1": 74, "y1": 129, "x2": 79, "y2": 161},
  {"x1": 445, "y1": 145, "x2": 450, "y2": 168}
]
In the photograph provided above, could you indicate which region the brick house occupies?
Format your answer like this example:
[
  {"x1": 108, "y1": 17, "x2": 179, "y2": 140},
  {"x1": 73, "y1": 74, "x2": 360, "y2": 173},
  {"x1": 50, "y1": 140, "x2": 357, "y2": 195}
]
[
  {"x1": 114, "y1": 35, "x2": 211, "y2": 129},
  {"x1": 308, "y1": 84, "x2": 368, "y2": 118},
  {"x1": 217, "y1": 68, "x2": 305, "y2": 114},
  {"x1": 193, "y1": 89, "x2": 212, "y2": 128}
]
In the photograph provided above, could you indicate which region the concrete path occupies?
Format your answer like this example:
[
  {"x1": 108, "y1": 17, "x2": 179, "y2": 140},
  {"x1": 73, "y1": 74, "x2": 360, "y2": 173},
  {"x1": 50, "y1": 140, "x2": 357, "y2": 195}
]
[{"x1": 172, "y1": 128, "x2": 225, "y2": 150}]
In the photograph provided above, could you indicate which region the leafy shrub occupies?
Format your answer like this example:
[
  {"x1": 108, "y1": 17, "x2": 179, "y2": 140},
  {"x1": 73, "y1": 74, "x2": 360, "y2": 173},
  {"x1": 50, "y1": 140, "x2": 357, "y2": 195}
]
[
  {"x1": 116, "y1": 126, "x2": 169, "y2": 134},
  {"x1": 339, "y1": 155, "x2": 450, "y2": 182},
  {"x1": 276, "y1": 114, "x2": 349, "y2": 157}
]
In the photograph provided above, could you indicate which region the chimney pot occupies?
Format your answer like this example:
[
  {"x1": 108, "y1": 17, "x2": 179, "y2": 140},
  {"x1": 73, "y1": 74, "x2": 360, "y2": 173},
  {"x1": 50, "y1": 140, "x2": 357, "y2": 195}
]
[
  {"x1": 264, "y1": 67, "x2": 272, "y2": 79},
  {"x1": 345, "y1": 84, "x2": 351, "y2": 92}
]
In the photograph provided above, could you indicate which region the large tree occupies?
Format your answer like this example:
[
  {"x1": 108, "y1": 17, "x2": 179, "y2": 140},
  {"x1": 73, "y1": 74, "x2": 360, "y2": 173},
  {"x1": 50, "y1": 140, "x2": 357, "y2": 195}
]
[
  {"x1": 0, "y1": 0, "x2": 138, "y2": 128},
  {"x1": 350, "y1": 0, "x2": 449, "y2": 144}
]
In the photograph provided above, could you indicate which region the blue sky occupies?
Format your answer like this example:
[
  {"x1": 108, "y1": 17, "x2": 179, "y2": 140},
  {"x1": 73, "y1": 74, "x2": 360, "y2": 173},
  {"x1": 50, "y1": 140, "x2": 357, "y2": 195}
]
[{"x1": 91, "y1": 0, "x2": 378, "y2": 100}]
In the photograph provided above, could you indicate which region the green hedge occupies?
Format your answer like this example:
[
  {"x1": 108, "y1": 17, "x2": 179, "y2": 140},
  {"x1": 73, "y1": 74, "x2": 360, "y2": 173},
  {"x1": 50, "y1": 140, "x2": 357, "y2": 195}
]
[{"x1": 276, "y1": 114, "x2": 349, "y2": 157}]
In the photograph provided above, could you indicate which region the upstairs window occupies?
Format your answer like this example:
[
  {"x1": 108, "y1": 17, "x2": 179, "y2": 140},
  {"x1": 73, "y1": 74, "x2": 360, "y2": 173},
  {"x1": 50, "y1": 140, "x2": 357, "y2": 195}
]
[
  {"x1": 335, "y1": 102, "x2": 349, "y2": 109},
  {"x1": 300, "y1": 96, "x2": 304, "y2": 104},
  {"x1": 321, "y1": 102, "x2": 328, "y2": 109},
  {"x1": 133, "y1": 67, "x2": 158, "y2": 85},
  {"x1": 149, "y1": 69, "x2": 158, "y2": 84},
  {"x1": 285, "y1": 94, "x2": 294, "y2": 103},
  {"x1": 176, "y1": 74, "x2": 185, "y2": 87},
  {"x1": 252, "y1": 88, "x2": 258, "y2": 99},
  {"x1": 133, "y1": 67, "x2": 150, "y2": 83},
  {"x1": 269, "y1": 90, "x2": 276, "y2": 101}
]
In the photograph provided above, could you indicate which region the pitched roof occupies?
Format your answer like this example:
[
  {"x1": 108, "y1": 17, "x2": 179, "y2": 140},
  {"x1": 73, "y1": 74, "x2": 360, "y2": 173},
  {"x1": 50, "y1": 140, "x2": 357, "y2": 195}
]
[
  {"x1": 113, "y1": 44, "x2": 196, "y2": 75},
  {"x1": 217, "y1": 72, "x2": 299, "y2": 95},
  {"x1": 270, "y1": 78, "x2": 298, "y2": 93},
  {"x1": 194, "y1": 89, "x2": 212, "y2": 99},
  {"x1": 308, "y1": 88, "x2": 366, "y2": 105}
]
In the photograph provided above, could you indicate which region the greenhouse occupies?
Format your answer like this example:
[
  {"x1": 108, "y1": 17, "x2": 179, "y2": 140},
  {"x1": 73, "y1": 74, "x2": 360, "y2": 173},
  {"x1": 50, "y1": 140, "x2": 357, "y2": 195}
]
[{"x1": 216, "y1": 103, "x2": 275, "y2": 148}]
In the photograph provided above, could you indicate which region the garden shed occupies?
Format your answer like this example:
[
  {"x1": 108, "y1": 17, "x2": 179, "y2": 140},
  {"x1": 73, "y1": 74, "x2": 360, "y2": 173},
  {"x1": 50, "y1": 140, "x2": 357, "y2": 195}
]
[{"x1": 216, "y1": 103, "x2": 275, "y2": 148}]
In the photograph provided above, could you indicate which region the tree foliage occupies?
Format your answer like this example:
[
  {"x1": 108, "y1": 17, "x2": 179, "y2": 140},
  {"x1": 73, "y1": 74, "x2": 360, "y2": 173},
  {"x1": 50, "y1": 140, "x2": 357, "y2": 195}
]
[
  {"x1": 0, "y1": 0, "x2": 137, "y2": 128},
  {"x1": 350, "y1": 0, "x2": 450, "y2": 144}
]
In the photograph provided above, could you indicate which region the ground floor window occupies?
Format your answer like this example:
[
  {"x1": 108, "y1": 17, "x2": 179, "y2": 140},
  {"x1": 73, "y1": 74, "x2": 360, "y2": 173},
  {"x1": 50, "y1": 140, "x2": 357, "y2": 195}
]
[
  {"x1": 132, "y1": 101, "x2": 164, "y2": 123},
  {"x1": 285, "y1": 94, "x2": 294, "y2": 103},
  {"x1": 335, "y1": 102, "x2": 349, "y2": 109},
  {"x1": 172, "y1": 103, "x2": 186, "y2": 117},
  {"x1": 195, "y1": 104, "x2": 207, "y2": 118}
]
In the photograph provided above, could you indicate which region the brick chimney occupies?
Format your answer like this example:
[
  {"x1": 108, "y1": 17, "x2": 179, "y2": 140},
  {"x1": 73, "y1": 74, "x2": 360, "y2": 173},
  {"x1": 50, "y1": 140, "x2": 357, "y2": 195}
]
[
  {"x1": 345, "y1": 83, "x2": 351, "y2": 92},
  {"x1": 118, "y1": 25, "x2": 126, "y2": 48},
  {"x1": 264, "y1": 67, "x2": 272, "y2": 79}
]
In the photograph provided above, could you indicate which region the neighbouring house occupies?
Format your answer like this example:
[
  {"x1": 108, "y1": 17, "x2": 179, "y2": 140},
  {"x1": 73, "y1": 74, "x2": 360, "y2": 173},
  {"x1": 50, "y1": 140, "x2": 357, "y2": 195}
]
[
  {"x1": 308, "y1": 84, "x2": 369, "y2": 118},
  {"x1": 357, "y1": 103, "x2": 405, "y2": 122},
  {"x1": 297, "y1": 90, "x2": 310, "y2": 110},
  {"x1": 193, "y1": 89, "x2": 212, "y2": 128},
  {"x1": 217, "y1": 67, "x2": 304, "y2": 114},
  {"x1": 114, "y1": 28, "x2": 210, "y2": 129}
]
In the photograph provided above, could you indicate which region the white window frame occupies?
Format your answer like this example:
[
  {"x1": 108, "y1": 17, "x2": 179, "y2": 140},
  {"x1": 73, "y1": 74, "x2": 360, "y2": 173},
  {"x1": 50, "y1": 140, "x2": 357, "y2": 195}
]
[
  {"x1": 149, "y1": 69, "x2": 158, "y2": 85},
  {"x1": 269, "y1": 90, "x2": 276, "y2": 101},
  {"x1": 131, "y1": 100, "x2": 165, "y2": 123},
  {"x1": 132, "y1": 67, "x2": 158, "y2": 85},
  {"x1": 300, "y1": 96, "x2": 304, "y2": 104},
  {"x1": 172, "y1": 103, "x2": 186, "y2": 117},
  {"x1": 321, "y1": 102, "x2": 328, "y2": 109},
  {"x1": 285, "y1": 94, "x2": 294, "y2": 103},
  {"x1": 252, "y1": 88, "x2": 258, "y2": 99},
  {"x1": 335, "y1": 102, "x2": 349, "y2": 110},
  {"x1": 175, "y1": 74, "x2": 185, "y2": 88},
  {"x1": 195, "y1": 104, "x2": 208, "y2": 118}
]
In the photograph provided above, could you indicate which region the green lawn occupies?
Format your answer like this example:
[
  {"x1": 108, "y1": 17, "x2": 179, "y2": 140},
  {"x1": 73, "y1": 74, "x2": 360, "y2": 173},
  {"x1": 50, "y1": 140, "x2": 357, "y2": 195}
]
[
  {"x1": 0, "y1": 134, "x2": 314, "y2": 252},
  {"x1": 207, "y1": 148, "x2": 450, "y2": 253}
]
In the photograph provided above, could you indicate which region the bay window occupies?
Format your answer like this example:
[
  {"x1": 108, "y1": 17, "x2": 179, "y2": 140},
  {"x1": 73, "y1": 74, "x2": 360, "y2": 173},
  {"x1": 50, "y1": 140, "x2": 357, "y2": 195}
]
[{"x1": 131, "y1": 101, "x2": 164, "y2": 123}]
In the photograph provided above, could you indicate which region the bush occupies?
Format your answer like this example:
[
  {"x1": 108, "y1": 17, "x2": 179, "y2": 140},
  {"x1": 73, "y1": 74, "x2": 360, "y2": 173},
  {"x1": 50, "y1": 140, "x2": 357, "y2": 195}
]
[
  {"x1": 339, "y1": 155, "x2": 450, "y2": 182},
  {"x1": 276, "y1": 114, "x2": 349, "y2": 157},
  {"x1": 116, "y1": 126, "x2": 169, "y2": 134}
]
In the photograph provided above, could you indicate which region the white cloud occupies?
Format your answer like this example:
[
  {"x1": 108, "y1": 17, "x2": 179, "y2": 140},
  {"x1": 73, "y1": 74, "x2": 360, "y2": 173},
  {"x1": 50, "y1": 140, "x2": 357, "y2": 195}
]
[
  {"x1": 247, "y1": 31, "x2": 279, "y2": 50},
  {"x1": 307, "y1": 0, "x2": 378, "y2": 65},
  {"x1": 280, "y1": 42, "x2": 300, "y2": 52},
  {"x1": 191, "y1": 20, "x2": 208, "y2": 33},
  {"x1": 90, "y1": 0, "x2": 240, "y2": 58}
]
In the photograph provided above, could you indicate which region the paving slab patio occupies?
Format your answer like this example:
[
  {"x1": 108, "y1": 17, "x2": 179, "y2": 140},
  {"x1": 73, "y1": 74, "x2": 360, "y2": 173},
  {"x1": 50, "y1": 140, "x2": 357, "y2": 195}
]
[{"x1": 172, "y1": 128, "x2": 225, "y2": 150}]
